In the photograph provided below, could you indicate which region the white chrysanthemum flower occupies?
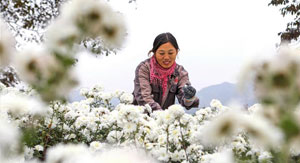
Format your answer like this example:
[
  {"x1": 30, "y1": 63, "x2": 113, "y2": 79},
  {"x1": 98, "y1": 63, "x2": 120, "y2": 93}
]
[
  {"x1": 98, "y1": 92, "x2": 113, "y2": 101},
  {"x1": 89, "y1": 141, "x2": 105, "y2": 152},
  {"x1": 258, "y1": 151, "x2": 272, "y2": 163},
  {"x1": 157, "y1": 134, "x2": 167, "y2": 145},
  {"x1": 154, "y1": 147, "x2": 170, "y2": 162},
  {"x1": 145, "y1": 143, "x2": 154, "y2": 150},
  {"x1": 156, "y1": 110, "x2": 175, "y2": 125},
  {"x1": 170, "y1": 150, "x2": 186, "y2": 162},
  {"x1": 195, "y1": 107, "x2": 213, "y2": 122},
  {"x1": 92, "y1": 84, "x2": 104, "y2": 92},
  {"x1": 180, "y1": 113, "x2": 195, "y2": 125},
  {"x1": 0, "y1": 93, "x2": 47, "y2": 116},
  {"x1": 210, "y1": 99, "x2": 223, "y2": 109},
  {"x1": 136, "y1": 105, "x2": 146, "y2": 113},
  {"x1": 106, "y1": 109, "x2": 118, "y2": 123},
  {"x1": 81, "y1": 129, "x2": 91, "y2": 141},
  {"x1": 290, "y1": 146, "x2": 300, "y2": 159},
  {"x1": 83, "y1": 97, "x2": 95, "y2": 105},
  {"x1": 117, "y1": 104, "x2": 142, "y2": 123},
  {"x1": 55, "y1": 105, "x2": 68, "y2": 113},
  {"x1": 231, "y1": 135, "x2": 248, "y2": 154},
  {"x1": 141, "y1": 125, "x2": 158, "y2": 142},
  {"x1": 168, "y1": 104, "x2": 185, "y2": 118},
  {"x1": 0, "y1": 18, "x2": 15, "y2": 67},
  {"x1": 119, "y1": 92, "x2": 134, "y2": 104},
  {"x1": 74, "y1": 116, "x2": 89, "y2": 129},
  {"x1": 79, "y1": 87, "x2": 89, "y2": 97},
  {"x1": 34, "y1": 145, "x2": 44, "y2": 152},
  {"x1": 65, "y1": 110, "x2": 78, "y2": 120},
  {"x1": 24, "y1": 146, "x2": 34, "y2": 160},
  {"x1": 87, "y1": 119, "x2": 98, "y2": 132},
  {"x1": 145, "y1": 104, "x2": 152, "y2": 113},
  {"x1": 123, "y1": 122, "x2": 137, "y2": 133},
  {"x1": 107, "y1": 130, "x2": 123, "y2": 143},
  {"x1": 92, "y1": 107, "x2": 109, "y2": 116},
  {"x1": 44, "y1": 116, "x2": 59, "y2": 129},
  {"x1": 12, "y1": 45, "x2": 61, "y2": 84},
  {"x1": 114, "y1": 89, "x2": 125, "y2": 98},
  {"x1": 186, "y1": 144, "x2": 203, "y2": 155},
  {"x1": 169, "y1": 129, "x2": 180, "y2": 144},
  {"x1": 64, "y1": 133, "x2": 76, "y2": 140}
]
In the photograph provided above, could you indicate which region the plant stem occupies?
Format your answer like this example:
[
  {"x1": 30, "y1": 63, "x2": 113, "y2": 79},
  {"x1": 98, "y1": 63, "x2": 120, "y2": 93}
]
[
  {"x1": 166, "y1": 125, "x2": 169, "y2": 154},
  {"x1": 280, "y1": 143, "x2": 290, "y2": 163},
  {"x1": 180, "y1": 124, "x2": 189, "y2": 161}
]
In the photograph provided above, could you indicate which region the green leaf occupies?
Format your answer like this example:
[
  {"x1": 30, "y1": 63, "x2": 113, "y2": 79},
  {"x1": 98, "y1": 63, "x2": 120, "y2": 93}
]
[
  {"x1": 279, "y1": 113, "x2": 300, "y2": 140},
  {"x1": 22, "y1": 127, "x2": 40, "y2": 147}
]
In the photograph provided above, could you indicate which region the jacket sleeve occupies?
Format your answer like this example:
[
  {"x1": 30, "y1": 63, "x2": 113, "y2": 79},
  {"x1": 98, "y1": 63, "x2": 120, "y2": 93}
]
[
  {"x1": 133, "y1": 62, "x2": 162, "y2": 111},
  {"x1": 176, "y1": 67, "x2": 199, "y2": 110}
]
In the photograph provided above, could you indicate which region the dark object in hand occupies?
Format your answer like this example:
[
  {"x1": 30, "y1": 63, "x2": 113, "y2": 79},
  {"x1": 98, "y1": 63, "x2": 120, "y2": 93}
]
[{"x1": 183, "y1": 85, "x2": 196, "y2": 99}]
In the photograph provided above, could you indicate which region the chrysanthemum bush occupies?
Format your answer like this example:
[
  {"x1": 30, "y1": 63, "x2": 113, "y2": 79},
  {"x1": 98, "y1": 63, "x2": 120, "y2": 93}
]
[
  {"x1": 2, "y1": 0, "x2": 300, "y2": 162},
  {"x1": 2, "y1": 81, "x2": 293, "y2": 163}
]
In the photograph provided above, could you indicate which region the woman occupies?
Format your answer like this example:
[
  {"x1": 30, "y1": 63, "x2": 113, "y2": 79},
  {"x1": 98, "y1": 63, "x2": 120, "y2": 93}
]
[{"x1": 133, "y1": 32, "x2": 199, "y2": 111}]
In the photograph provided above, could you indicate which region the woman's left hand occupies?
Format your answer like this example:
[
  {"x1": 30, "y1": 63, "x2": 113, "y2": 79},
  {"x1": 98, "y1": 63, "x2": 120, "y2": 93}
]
[{"x1": 183, "y1": 85, "x2": 196, "y2": 99}]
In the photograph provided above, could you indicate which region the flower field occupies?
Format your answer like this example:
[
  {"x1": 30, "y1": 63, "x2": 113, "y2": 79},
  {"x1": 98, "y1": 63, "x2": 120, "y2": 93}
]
[
  {"x1": 1, "y1": 0, "x2": 300, "y2": 162},
  {"x1": 0, "y1": 83, "x2": 286, "y2": 163}
]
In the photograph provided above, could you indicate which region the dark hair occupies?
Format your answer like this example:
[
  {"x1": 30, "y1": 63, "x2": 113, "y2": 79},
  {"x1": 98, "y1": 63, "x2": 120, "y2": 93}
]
[{"x1": 148, "y1": 32, "x2": 180, "y2": 55}]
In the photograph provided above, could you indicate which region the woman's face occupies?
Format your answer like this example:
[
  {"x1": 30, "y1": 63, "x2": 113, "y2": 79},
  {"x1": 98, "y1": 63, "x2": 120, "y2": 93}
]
[{"x1": 154, "y1": 42, "x2": 178, "y2": 68}]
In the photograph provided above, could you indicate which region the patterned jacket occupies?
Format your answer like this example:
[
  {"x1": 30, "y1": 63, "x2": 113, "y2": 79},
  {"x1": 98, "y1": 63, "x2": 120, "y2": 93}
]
[{"x1": 133, "y1": 58, "x2": 199, "y2": 111}]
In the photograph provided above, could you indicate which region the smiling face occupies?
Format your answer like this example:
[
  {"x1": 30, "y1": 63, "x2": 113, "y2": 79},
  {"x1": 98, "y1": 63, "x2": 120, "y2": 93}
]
[{"x1": 154, "y1": 42, "x2": 178, "y2": 68}]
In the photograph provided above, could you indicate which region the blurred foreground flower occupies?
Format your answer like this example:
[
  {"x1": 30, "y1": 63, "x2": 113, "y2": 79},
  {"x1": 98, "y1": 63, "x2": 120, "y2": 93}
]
[
  {"x1": 50, "y1": 0, "x2": 126, "y2": 49},
  {"x1": 96, "y1": 146, "x2": 158, "y2": 163},
  {"x1": 0, "y1": 92, "x2": 46, "y2": 117},
  {"x1": 46, "y1": 144, "x2": 92, "y2": 163},
  {"x1": 12, "y1": 46, "x2": 78, "y2": 101},
  {"x1": 240, "y1": 46, "x2": 300, "y2": 110},
  {"x1": 1, "y1": 0, "x2": 126, "y2": 102},
  {"x1": 0, "y1": 118, "x2": 20, "y2": 161},
  {"x1": 0, "y1": 18, "x2": 15, "y2": 67},
  {"x1": 238, "y1": 45, "x2": 300, "y2": 162}
]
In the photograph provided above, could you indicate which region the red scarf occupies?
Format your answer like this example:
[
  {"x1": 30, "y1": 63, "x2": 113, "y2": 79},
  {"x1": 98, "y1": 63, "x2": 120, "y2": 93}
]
[{"x1": 150, "y1": 55, "x2": 176, "y2": 96}]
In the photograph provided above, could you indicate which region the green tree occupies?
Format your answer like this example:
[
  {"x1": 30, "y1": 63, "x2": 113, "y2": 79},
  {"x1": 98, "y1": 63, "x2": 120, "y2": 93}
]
[
  {"x1": 0, "y1": 66, "x2": 20, "y2": 87},
  {"x1": 269, "y1": 0, "x2": 300, "y2": 44},
  {"x1": 0, "y1": 0, "x2": 64, "y2": 43},
  {"x1": 0, "y1": 0, "x2": 134, "y2": 55}
]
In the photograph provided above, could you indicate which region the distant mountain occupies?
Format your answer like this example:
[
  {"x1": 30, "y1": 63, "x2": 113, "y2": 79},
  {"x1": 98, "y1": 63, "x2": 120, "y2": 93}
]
[
  {"x1": 197, "y1": 82, "x2": 256, "y2": 107},
  {"x1": 185, "y1": 82, "x2": 257, "y2": 114}
]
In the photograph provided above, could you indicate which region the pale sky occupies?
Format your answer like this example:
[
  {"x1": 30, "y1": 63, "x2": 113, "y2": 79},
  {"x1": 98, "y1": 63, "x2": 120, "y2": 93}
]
[{"x1": 75, "y1": 0, "x2": 292, "y2": 92}]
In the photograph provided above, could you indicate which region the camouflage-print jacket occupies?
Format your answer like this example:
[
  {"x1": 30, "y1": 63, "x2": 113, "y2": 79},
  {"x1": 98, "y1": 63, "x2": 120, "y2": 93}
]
[{"x1": 133, "y1": 58, "x2": 199, "y2": 111}]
